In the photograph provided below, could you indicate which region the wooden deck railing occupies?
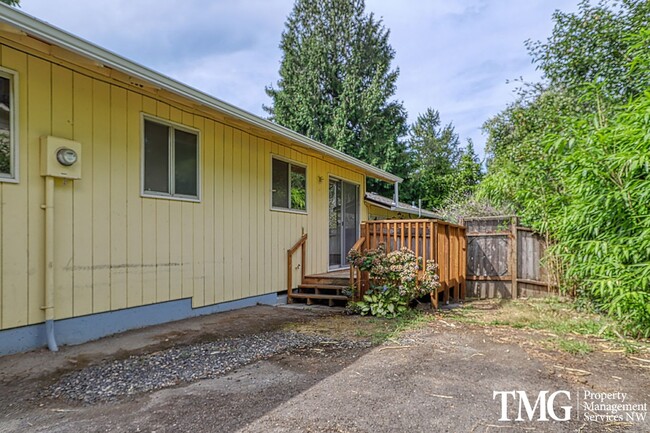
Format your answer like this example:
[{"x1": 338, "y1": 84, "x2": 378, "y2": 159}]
[
  {"x1": 287, "y1": 233, "x2": 307, "y2": 303},
  {"x1": 351, "y1": 220, "x2": 467, "y2": 308},
  {"x1": 348, "y1": 236, "x2": 366, "y2": 296}
]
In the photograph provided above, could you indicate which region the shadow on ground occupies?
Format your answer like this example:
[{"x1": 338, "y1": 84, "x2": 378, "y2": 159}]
[{"x1": 0, "y1": 305, "x2": 373, "y2": 433}]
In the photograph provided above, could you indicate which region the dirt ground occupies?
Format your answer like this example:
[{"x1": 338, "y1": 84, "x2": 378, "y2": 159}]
[{"x1": 0, "y1": 303, "x2": 648, "y2": 433}]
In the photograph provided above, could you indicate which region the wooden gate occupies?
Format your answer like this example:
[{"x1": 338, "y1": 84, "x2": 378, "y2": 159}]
[{"x1": 464, "y1": 216, "x2": 555, "y2": 298}]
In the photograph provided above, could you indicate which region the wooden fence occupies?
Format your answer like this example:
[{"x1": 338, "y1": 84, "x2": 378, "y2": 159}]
[
  {"x1": 350, "y1": 220, "x2": 466, "y2": 308},
  {"x1": 464, "y1": 216, "x2": 555, "y2": 298}
]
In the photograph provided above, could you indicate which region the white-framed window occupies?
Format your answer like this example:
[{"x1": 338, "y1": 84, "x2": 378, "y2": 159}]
[
  {"x1": 271, "y1": 156, "x2": 307, "y2": 212},
  {"x1": 0, "y1": 68, "x2": 18, "y2": 182},
  {"x1": 142, "y1": 116, "x2": 199, "y2": 201}
]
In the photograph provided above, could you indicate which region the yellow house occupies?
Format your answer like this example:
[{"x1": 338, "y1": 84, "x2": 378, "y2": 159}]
[{"x1": 0, "y1": 6, "x2": 401, "y2": 355}]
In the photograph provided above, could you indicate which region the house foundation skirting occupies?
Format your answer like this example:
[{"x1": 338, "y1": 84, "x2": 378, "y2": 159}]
[{"x1": 0, "y1": 293, "x2": 278, "y2": 356}]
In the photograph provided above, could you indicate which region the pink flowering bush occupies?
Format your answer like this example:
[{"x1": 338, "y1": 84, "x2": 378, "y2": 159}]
[{"x1": 347, "y1": 244, "x2": 441, "y2": 317}]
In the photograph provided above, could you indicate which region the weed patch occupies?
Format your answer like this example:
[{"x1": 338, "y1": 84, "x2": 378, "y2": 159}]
[{"x1": 444, "y1": 297, "x2": 649, "y2": 354}]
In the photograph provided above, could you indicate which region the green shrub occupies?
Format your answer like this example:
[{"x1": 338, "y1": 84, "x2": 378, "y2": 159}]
[{"x1": 347, "y1": 244, "x2": 440, "y2": 318}]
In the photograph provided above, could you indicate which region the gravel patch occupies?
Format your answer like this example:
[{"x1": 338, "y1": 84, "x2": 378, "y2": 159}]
[{"x1": 44, "y1": 331, "x2": 370, "y2": 404}]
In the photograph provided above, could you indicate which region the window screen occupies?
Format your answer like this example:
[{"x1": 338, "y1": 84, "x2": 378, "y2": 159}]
[
  {"x1": 143, "y1": 120, "x2": 170, "y2": 194},
  {"x1": 174, "y1": 129, "x2": 198, "y2": 197},
  {"x1": 143, "y1": 118, "x2": 199, "y2": 199},
  {"x1": 272, "y1": 158, "x2": 289, "y2": 208},
  {"x1": 272, "y1": 157, "x2": 306, "y2": 211}
]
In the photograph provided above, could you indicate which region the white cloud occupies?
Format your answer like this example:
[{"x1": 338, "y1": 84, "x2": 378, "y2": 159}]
[{"x1": 20, "y1": 0, "x2": 580, "y2": 160}]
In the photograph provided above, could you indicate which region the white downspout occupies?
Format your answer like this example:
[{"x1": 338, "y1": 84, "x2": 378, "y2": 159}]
[
  {"x1": 393, "y1": 182, "x2": 399, "y2": 207},
  {"x1": 43, "y1": 175, "x2": 58, "y2": 352}
]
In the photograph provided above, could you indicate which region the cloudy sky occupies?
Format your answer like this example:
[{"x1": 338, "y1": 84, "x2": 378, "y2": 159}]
[{"x1": 20, "y1": 0, "x2": 580, "y2": 161}]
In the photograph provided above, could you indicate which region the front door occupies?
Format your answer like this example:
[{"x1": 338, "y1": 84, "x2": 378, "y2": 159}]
[{"x1": 329, "y1": 179, "x2": 359, "y2": 269}]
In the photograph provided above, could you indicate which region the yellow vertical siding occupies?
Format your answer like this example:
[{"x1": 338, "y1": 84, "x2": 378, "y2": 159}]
[
  {"x1": 269, "y1": 143, "x2": 277, "y2": 290},
  {"x1": 213, "y1": 122, "x2": 225, "y2": 304},
  {"x1": 141, "y1": 96, "x2": 158, "y2": 305},
  {"x1": 91, "y1": 80, "x2": 111, "y2": 313},
  {"x1": 0, "y1": 39, "x2": 387, "y2": 331},
  {"x1": 182, "y1": 111, "x2": 197, "y2": 300},
  {"x1": 126, "y1": 90, "x2": 143, "y2": 308},
  {"x1": 262, "y1": 139, "x2": 272, "y2": 294},
  {"x1": 200, "y1": 118, "x2": 214, "y2": 307},
  {"x1": 191, "y1": 114, "x2": 205, "y2": 306},
  {"x1": 25, "y1": 55, "x2": 47, "y2": 325},
  {"x1": 1, "y1": 46, "x2": 28, "y2": 328},
  {"x1": 240, "y1": 132, "x2": 251, "y2": 298},
  {"x1": 168, "y1": 107, "x2": 182, "y2": 301},
  {"x1": 231, "y1": 129, "x2": 242, "y2": 301},
  {"x1": 71, "y1": 72, "x2": 94, "y2": 317},
  {"x1": 51, "y1": 65, "x2": 75, "y2": 320},
  {"x1": 155, "y1": 197, "x2": 171, "y2": 302},
  {"x1": 180, "y1": 198, "x2": 193, "y2": 299},
  {"x1": 109, "y1": 85, "x2": 128, "y2": 311},
  {"x1": 212, "y1": 123, "x2": 228, "y2": 302},
  {"x1": 221, "y1": 126, "x2": 234, "y2": 302},
  {"x1": 248, "y1": 136, "x2": 256, "y2": 296},
  {"x1": 254, "y1": 137, "x2": 265, "y2": 294},
  {"x1": 155, "y1": 101, "x2": 171, "y2": 303}
]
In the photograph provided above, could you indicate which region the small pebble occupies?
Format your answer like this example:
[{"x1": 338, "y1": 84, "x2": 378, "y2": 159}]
[{"x1": 43, "y1": 331, "x2": 369, "y2": 404}]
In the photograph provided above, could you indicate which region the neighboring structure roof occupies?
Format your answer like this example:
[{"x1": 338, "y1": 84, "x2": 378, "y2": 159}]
[
  {"x1": 0, "y1": 4, "x2": 402, "y2": 184},
  {"x1": 365, "y1": 192, "x2": 441, "y2": 219}
]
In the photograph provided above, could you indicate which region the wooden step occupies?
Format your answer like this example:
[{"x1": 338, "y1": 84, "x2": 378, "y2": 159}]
[
  {"x1": 288, "y1": 292, "x2": 349, "y2": 307},
  {"x1": 297, "y1": 283, "x2": 348, "y2": 291},
  {"x1": 289, "y1": 293, "x2": 348, "y2": 301},
  {"x1": 302, "y1": 277, "x2": 350, "y2": 286}
]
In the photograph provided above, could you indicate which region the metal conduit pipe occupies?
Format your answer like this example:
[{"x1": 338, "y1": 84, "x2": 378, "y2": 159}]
[{"x1": 43, "y1": 175, "x2": 58, "y2": 352}]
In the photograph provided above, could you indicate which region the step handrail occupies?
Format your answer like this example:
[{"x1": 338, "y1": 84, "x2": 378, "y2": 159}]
[
  {"x1": 349, "y1": 236, "x2": 366, "y2": 300},
  {"x1": 287, "y1": 233, "x2": 308, "y2": 303}
]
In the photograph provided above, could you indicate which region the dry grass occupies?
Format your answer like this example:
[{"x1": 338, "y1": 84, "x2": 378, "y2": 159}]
[
  {"x1": 284, "y1": 297, "x2": 650, "y2": 359},
  {"x1": 444, "y1": 297, "x2": 650, "y2": 356},
  {"x1": 285, "y1": 311, "x2": 434, "y2": 345}
]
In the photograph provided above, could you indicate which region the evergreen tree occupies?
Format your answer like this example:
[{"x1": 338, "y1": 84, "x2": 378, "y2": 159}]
[
  {"x1": 0, "y1": 0, "x2": 20, "y2": 6},
  {"x1": 451, "y1": 139, "x2": 483, "y2": 196},
  {"x1": 402, "y1": 108, "x2": 460, "y2": 209},
  {"x1": 265, "y1": 0, "x2": 408, "y2": 193}
]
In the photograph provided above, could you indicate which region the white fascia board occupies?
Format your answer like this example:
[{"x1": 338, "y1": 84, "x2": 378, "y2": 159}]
[{"x1": 0, "y1": 4, "x2": 402, "y2": 184}]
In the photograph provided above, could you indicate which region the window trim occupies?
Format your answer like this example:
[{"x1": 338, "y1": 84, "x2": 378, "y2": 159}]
[
  {"x1": 270, "y1": 154, "x2": 308, "y2": 214},
  {"x1": 140, "y1": 114, "x2": 201, "y2": 202},
  {"x1": 0, "y1": 67, "x2": 19, "y2": 183}
]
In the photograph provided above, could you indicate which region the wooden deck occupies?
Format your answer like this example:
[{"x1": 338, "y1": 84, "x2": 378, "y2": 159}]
[
  {"x1": 286, "y1": 219, "x2": 467, "y2": 308},
  {"x1": 349, "y1": 220, "x2": 467, "y2": 308}
]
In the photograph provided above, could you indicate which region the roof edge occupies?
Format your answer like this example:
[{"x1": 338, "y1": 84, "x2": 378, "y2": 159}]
[
  {"x1": 365, "y1": 192, "x2": 440, "y2": 219},
  {"x1": 0, "y1": 4, "x2": 402, "y2": 184}
]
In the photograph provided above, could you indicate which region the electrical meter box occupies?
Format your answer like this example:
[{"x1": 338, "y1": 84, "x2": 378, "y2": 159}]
[{"x1": 40, "y1": 136, "x2": 82, "y2": 179}]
